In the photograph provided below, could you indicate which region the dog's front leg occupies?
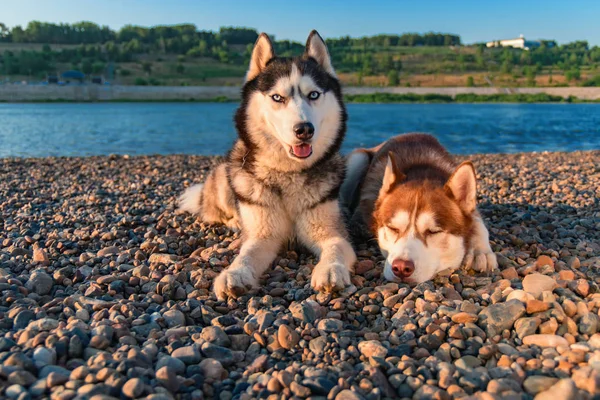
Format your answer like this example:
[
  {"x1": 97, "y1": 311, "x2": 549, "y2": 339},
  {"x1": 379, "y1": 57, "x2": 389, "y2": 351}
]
[
  {"x1": 463, "y1": 214, "x2": 498, "y2": 273},
  {"x1": 213, "y1": 203, "x2": 289, "y2": 300},
  {"x1": 297, "y1": 201, "x2": 357, "y2": 292}
]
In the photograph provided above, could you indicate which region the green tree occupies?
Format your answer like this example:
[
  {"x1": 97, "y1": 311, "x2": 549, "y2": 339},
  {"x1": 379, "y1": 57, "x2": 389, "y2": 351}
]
[
  {"x1": 142, "y1": 61, "x2": 152, "y2": 76},
  {"x1": 81, "y1": 60, "x2": 93, "y2": 74},
  {"x1": 357, "y1": 71, "x2": 363, "y2": 85},
  {"x1": 466, "y1": 76, "x2": 475, "y2": 87},
  {"x1": 565, "y1": 68, "x2": 580, "y2": 82},
  {"x1": 0, "y1": 23, "x2": 9, "y2": 41},
  {"x1": 525, "y1": 66, "x2": 536, "y2": 87},
  {"x1": 92, "y1": 62, "x2": 105, "y2": 74},
  {"x1": 457, "y1": 54, "x2": 466, "y2": 72},
  {"x1": 362, "y1": 58, "x2": 373, "y2": 76},
  {"x1": 475, "y1": 45, "x2": 486, "y2": 69},
  {"x1": 381, "y1": 54, "x2": 394, "y2": 72},
  {"x1": 501, "y1": 59, "x2": 513, "y2": 74},
  {"x1": 387, "y1": 70, "x2": 399, "y2": 86},
  {"x1": 176, "y1": 64, "x2": 185, "y2": 74}
]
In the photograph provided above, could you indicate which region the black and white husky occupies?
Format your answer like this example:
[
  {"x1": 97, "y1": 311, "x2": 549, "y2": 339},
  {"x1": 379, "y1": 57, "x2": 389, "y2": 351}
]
[{"x1": 179, "y1": 31, "x2": 356, "y2": 300}]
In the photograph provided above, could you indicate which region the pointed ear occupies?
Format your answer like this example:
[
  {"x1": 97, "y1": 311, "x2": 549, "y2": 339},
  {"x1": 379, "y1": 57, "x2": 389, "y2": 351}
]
[
  {"x1": 380, "y1": 153, "x2": 405, "y2": 195},
  {"x1": 304, "y1": 30, "x2": 335, "y2": 76},
  {"x1": 445, "y1": 161, "x2": 477, "y2": 213},
  {"x1": 246, "y1": 33, "x2": 275, "y2": 82}
]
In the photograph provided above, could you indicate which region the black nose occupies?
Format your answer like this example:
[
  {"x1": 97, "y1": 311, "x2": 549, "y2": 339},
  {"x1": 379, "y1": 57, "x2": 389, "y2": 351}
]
[{"x1": 293, "y1": 122, "x2": 314, "y2": 141}]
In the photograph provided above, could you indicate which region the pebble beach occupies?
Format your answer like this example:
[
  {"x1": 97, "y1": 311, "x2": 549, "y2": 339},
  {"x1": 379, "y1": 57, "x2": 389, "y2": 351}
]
[{"x1": 1, "y1": 150, "x2": 599, "y2": 400}]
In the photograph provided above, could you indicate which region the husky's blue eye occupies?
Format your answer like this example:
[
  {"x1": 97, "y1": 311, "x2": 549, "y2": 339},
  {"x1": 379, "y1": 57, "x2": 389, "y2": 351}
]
[
  {"x1": 308, "y1": 91, "x2": 320, "y2": 100},
  {"x1": 271, "y1": 94, "x2": 284, "y2": 103}
]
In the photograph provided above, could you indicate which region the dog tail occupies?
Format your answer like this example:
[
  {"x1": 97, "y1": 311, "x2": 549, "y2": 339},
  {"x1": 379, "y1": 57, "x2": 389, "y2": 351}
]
[
  {"x1": 340, "y1": 150, "x2": 371, "y2": 213},
  {"x1": 178, "y1": 184, "x2": 204, "y2": 215}
]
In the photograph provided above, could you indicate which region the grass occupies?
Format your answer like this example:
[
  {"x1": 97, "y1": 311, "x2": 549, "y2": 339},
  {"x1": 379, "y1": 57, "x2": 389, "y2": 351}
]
[
  {"x1": 344, "y1": 93, "x2": 454, "y2": 103},
  {"x1": 2, "y1": 89, "x2": 598, "y2": 104},
  {"x1": 343, "y1": 92, "x2": 600, "y2": 103}
]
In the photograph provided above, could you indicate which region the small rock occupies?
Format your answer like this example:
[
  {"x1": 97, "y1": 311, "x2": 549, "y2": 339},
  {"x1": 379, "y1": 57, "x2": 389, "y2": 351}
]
[
  {"x1": 122, "y1": 377, "x2": 145, "y2": 398},
  {"x1": 527, "y1": 299, "x2": 550, "y2": 314},
  {"x1": 171, "y1": 345, "x2": 201, "y2": 364},
  {"x1": 539, "y1": 318, "x2": 559, "y2": 335},
  {"x1": 163, "y1": 309, "x2": 186, "y2": 328},
  {"x1": 25, "y1": 270, "x2": 54, "y2": 295},
  {"x1": 290, "y1": 382, "x2": 311, "y2": 398},
  {"x1": 97, "y1": 246, "x2": 120, "y2": 257},
  {"x1": 478, "y1": 299, "x2": 525, "y2": 336},
  {"x1": 201, "y1": 343, "x2": 234, "y2": 366},
  {"x1": 355, "y1": 260, "x2": 375, "y2": 275},
  {"x1": 515, "y1": 317, "x2": 541, "y2": 339},
  {"x1": 199, "y1": 358, "x2": 226, "y2": 381},
  {"x1": 335, "y1": 390, "x2": 365, "y2": 400},
  {"x1": 451, "y1": 312, "x2": 478, "y2": 324},
  {"x1": 278, "y1": 324, "x2": 300, "y2": 350},
  {"x1": 149, "y1": 253, "x2": 178, "y2": 264},
  {"x1": 33, "y1": 248, "x2": 50, "y2": 265},
  {"x1": 27, "y1": 318, "x2": 59, "y2": 331},
  {"x1": 200, "y1": 326, "x2": 230, "y2": 347},
  {"x1": 523, "y1": 376, "x2": 559, "y2": 395},
  {"x1": 358, "y1": 341, "x2": 388, "y2": 358},
  {"x1": 571, "y1": 279, "x2": 590, "y2": 298},
  {"x1": 534, "y1": 378, "x2": 577, "y2": 400},
  {"x1": 156, "y1": 356, "x2": 185, "y2": 375},
  {"x1": 309, "y1": 337, "x2": 327, "y2": 355},
  {"x1": 33, "y1": 347, "x2": 56, "y2": 365},
  {"x1": 536, "y1": 255, "x2": 554, "y2": 268},
  {"x1": 455, "y1": 355, "x2": 482, "y2": 370},
  {"x1": 506, "y1": 289, "x2": 534, "y2": 303},
  {"x1": 13, "y1": 310, "x2": 36, "y2": 330},
  {"x1": 501, "y1": 267, "x2": 519, "y2": 280},
  {"x1": 156, "y1": 366, "x2": 178, "y2": 393},
  {"x1": 8, "y1": 370, "x2": 37, "y2": 387},
  {"x1": 290, "y1": 302, "x2": 318, "y2": 324},
  {"x1": 523, "y1": 334, "x2": 569, "y2": 348},
  {"x1": 523, "y1": 273, "x2": 556, "y2": 298},
  {"x1": 579, "y1": 313, "x2": 598, "y2": 335},
  {"x1": 5, "y1": 384, "x2": 26, "y2": 400},
  {"x1": 47, "y1": 371, "x2": 69, "y2": 387},
  {"x1": 317, "y1": 318, "x2": 343, "y2": 332}
]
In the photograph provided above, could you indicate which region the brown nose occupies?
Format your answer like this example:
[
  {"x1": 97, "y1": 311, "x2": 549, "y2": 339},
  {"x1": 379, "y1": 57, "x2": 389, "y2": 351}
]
[{"x1": 392, "y1": 259, "x2": 415, "y2": 279}]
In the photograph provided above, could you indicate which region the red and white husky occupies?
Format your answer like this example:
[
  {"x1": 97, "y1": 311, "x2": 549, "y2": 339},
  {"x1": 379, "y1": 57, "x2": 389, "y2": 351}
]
[{"x1": 341, "y1": 133, "x2": 497, "y2": 284}]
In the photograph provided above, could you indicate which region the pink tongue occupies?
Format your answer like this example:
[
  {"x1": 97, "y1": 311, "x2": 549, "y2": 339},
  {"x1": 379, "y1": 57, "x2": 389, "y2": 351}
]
[{"x1": 292, "y1": 144, "x2": 312, "y2": 158}]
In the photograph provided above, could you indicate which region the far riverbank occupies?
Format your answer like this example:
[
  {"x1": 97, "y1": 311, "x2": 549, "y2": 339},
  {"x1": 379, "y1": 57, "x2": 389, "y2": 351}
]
[{"x1": 1, "y1": 85, "x2": 600, "y2": 103}]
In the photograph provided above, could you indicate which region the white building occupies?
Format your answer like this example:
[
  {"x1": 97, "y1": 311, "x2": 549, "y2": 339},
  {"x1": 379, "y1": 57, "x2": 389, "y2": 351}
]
[{"x1": 486, "y1": 35, "x2": 541, "y2": 50}]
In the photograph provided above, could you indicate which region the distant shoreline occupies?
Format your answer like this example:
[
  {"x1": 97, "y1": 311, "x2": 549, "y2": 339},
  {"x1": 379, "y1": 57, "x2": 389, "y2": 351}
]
[{"x1": 1, "y1": 85, "x2": 600, "y2": 103}]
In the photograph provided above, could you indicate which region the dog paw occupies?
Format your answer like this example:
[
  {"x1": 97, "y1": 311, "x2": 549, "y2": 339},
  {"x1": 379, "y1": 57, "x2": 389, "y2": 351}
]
[
  {"x1": 311, "y1": 262, "x2": 351, "y2": 293},
  {"x1": 463, "y1": 245, "x2": 498, "y2": 273},
  {"x1": 225, "y1": 218, "x2": 241, "y2": 232},
  {"x1": 213, "y1": 267, "x2": 257, "y2": 300}
]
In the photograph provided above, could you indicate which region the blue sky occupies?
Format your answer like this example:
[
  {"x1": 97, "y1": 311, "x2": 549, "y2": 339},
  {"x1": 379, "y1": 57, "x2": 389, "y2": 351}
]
[{"x1": 3, "y1": 0, "x2": 599, "y2": 45}]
